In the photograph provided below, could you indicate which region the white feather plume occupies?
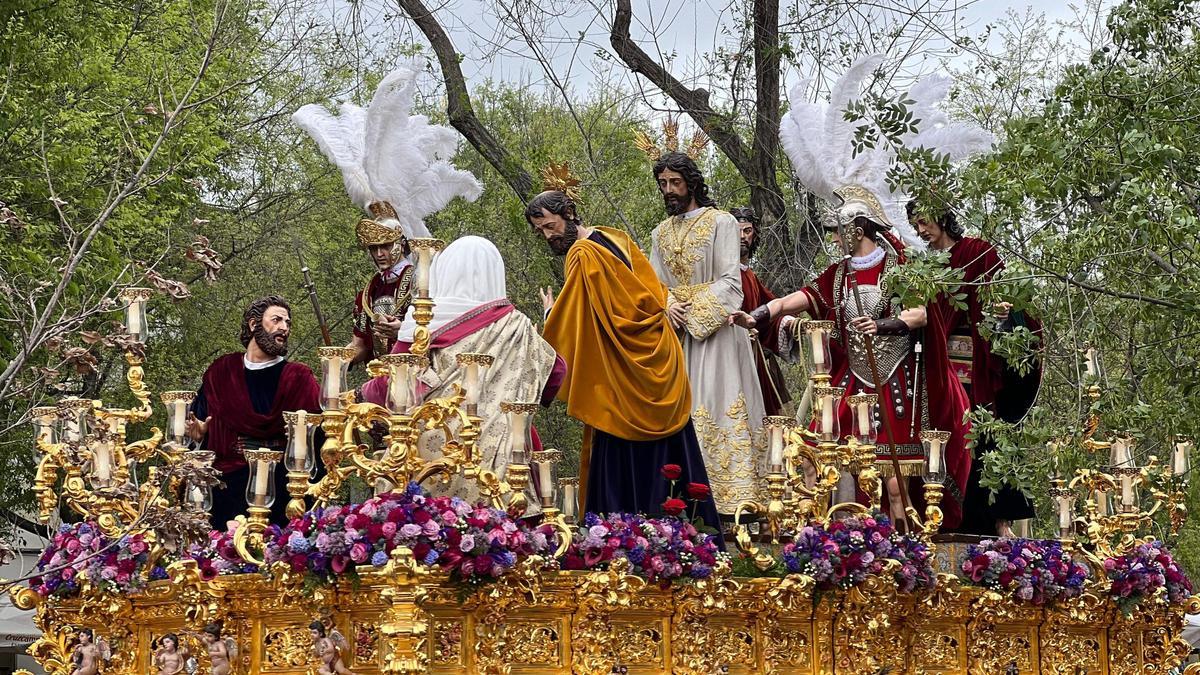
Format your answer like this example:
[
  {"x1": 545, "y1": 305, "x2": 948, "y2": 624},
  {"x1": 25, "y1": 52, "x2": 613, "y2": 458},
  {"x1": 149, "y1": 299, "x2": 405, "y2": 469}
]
[
  {"x1": 780, "y1": 54, "x2": 995, "y2": 250},
  {"x1": 293, "y1": 60, "x2": 483, "y2": 239}
]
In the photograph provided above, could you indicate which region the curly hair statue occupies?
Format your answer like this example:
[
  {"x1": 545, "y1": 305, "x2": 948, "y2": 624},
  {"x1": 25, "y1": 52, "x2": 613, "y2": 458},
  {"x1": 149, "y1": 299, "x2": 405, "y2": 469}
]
[
  {"x1": 730, "y1": 206, "x2": 760, "y2": 258},
  {"x1": 239, "y1": 295, "x2": 291, "y2": 347},
  {"x1": 652, "y1": 152, "x2": 717, "y2": 208},
  {"x1": 906, "y1": 200, "x2": 964, "y2": 241}
]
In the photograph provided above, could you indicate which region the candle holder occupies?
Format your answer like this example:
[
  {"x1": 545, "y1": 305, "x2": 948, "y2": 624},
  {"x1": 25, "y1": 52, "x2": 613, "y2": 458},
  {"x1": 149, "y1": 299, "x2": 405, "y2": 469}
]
[
  {"x1": 813, "y1": 386, "x2": 843, "y2": 443},
  {"x1": 848, "y1": 394, "x2": 878, "y2": 445},
  {"x1": 284, "y1": 410, "x2": 317, "y2": 518},
  {"x1": 500, "y1": 401, "x2": 540, "y2": 518},
  {"x1": 763, "y1": 415, "x2": 793, "y2": 473},
  {"x1": 408, "y1": 238, "x2": 445, "y2": 300},
  {"x1": 318, "y1": 346, "x2": 357, "y2": 410},
  {"x1": 379, "y1": 353, "x2": 427, "y2": 413},
  {"x1": 801, "y1": 320, "x2": 834, "y2": 377},
  {"x1": 161, "y1": 391, "x2": 196, "y2": 446},
  {"x1": 58, "y1": 397, "x2": 93, "y2": 444},
  {"x1": 558, "y1": 476, "x2": 580, "y2": 524},
  {"x1": 532, "y1": 449, "x2": 562, "y2": 509},
  {"x1": 456, "y1": 353, "x2": 495, "y2": 416},
  {"x1": 919, "y1": 430, "x2": 950, "y2": 534},
  {"x1": 31, "y1": 406, "x2": 58, "y2": 447},
  {"x1": 235, "y1": 448, "x2": 283, "y2": 562},
  {"x1": 1048, "y1": 479, "x2": 1075, "y2": 538},
  {"x1": 118, "y1": 287, "x2": 152, "y2": 343}
]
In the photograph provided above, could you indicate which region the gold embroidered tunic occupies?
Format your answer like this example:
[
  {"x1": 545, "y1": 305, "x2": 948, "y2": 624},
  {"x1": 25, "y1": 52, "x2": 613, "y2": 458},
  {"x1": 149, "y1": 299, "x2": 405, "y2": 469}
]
[{"x1": 649, "y1": 207, "x2": 767, "y2": 512}]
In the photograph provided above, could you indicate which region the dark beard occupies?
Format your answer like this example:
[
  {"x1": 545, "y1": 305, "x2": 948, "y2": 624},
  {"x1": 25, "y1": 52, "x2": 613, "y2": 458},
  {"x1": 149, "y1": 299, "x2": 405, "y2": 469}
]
[
  {"x1": 740, "y1": 242, "x2": 751, "y2": 260},
  {"x1": 663, "y1": 190, "x2": 691, "y2": 216},
  {"x1": 546, "y1": 219, "x2": 580, "y2": 256},
  {"x1": 254, "y1": 326, "x2": 289, "y2": 357}
]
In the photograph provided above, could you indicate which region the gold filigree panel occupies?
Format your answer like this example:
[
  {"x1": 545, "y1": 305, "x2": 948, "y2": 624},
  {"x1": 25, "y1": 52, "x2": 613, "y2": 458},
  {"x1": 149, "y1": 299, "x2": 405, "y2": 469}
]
[
  {"x1": 351, "y1": 621, "x2": 380, "y2": 667},
  {"x1": 262, "y1": 626, "x2": 313, "y2": 671},
  {"x1": 911, "y1": 627, "x2": 965, "y2": 672},
  {"x1": 610, "y1": 620, "x2": 666, "y2": 668},
  {"x1": 430, "y1": 618, "x2": 465, "y2": 667},
  {"x1": 505, "y1": 619, "x2": 563, "y2": 666}
]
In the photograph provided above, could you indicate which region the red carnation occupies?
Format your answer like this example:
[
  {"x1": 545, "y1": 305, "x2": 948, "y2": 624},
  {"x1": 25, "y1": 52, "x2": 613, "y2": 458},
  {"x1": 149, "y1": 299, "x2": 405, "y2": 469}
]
[
  {"x1": 662, "y1": 498, "x2": 687, "y2": 516},
  {"x1": 660, "y1": 464, "x2": 682, "y2": 480},
  {"x1": 686, "y1": 482, "x2": 711, "y2": 501}
]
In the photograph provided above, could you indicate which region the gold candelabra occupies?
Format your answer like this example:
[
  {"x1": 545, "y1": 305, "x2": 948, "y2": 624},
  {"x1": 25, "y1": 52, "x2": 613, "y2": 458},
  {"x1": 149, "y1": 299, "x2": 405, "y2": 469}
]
[
  {"x1": 27, "y1": 288, "x2": 218, "y2": 562},
  {"x1": 734, "y1": 320, "x2": 949, "y2": 570}
]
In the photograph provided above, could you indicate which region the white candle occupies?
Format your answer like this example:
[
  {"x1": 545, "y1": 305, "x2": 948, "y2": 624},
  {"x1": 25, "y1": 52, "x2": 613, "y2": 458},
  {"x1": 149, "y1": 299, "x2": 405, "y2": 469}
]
[
  {"x1": 127, "y1": 301, "x2": 142, "y2": 337},
  {"x1": 809, "y1": 330, "x2": 825, "y2": 366},
  {"x1": 821, "y1": 396, "x2": 834, "y2": 437},
  {"x1": 1111, "y1": 437, "x2": 1132, "y2": 467},
  {"x1": 189, "y1": 486, "x2": 204, "y2": 506},
  {"x1": 254, "y1": 458, "x2": 271, "y2": 505},
  {"x1": 1095, "y1": 489, "x2": 1109, "y2": 515},
  {"x1": 94, "y1": 443, "x2": 112, "y2": 484},
  {"x1": 1120, "y1": 474, "x2": 1134, "y2": 508},
  {"x1": 464, "y1": 363, "x2": 480, "y2": 405},
  {"x1": 1174, "y1": 440, "x2": 1191, "y2": 475},
  {"x1": 294, "y1": 411, "x2": 308, "y2": 465},
  {"x1": 1084, "y1": 348, "x2": 1097, "y2": 378},
  {"x1": 323, "y1": 356, "x2": 342, "y2": 402},
  {"x1": 416, "y1": 248, "x2": 433, "y2": 296},
  {"x1": 64, "y1": 418, "x2": 80, "y2": 443},
  {"x1": 172, "y1": 400, "x2": 186, "y2": 439},
  {"x1": 768, "y1": 425, "x2": 783, "y2": 468},
  {"x1": 563, "y1": 483, "x2": 576, "y2": 519},
  {"x1": 388, "y1": 362, "x2": 409, "y2": 411},
  {"x1": 856, "y1": 402, "x2": 870, "y2": 440},
  {"x1": 1057, "y1": 497, "x2": 1072, "y2": 531},
  {"x1": 537, "y1": 457, "x2": 552, "y2": 495},
  {"x1": 928, "y1": 439, "x2": 943, "y2": 475},
  {"x1": 510, "y1": 413, "x2": 528, "y2": 464}
]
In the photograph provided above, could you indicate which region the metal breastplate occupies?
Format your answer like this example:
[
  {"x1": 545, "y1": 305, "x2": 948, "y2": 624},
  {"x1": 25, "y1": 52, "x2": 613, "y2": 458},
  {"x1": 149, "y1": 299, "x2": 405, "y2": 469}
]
[{"x1": 842, "y1": 283, "x2": 911, "y2": 387}]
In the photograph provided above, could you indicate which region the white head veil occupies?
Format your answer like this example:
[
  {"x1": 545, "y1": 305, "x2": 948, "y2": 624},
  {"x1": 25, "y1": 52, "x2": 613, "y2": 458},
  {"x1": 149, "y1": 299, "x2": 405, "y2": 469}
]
[{"x1": 396, "y1": 236, "x2": 508, "y2": 342}]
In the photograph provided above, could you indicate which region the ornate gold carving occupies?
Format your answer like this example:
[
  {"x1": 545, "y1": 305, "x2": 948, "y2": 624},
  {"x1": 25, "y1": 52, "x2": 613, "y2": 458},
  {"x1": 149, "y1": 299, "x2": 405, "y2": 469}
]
[
  {"x1": 656, "y1": 208, "x2": 717, "y2": 285},
  {"x1": 539, "y1": 162, "x2": 581, "y2": 201},
  {"x1": 356, "y1": 217, "x2": 403, "y2": 247},
  {"x1": 692, "y1": 394, "x2": 763, "y2": 512},
  {"x1": 262, "y1": 626, "x2": 313, "y2": 670},
  {"x1": 430, "y1": 619, "x2": 463, "y2": 666}
]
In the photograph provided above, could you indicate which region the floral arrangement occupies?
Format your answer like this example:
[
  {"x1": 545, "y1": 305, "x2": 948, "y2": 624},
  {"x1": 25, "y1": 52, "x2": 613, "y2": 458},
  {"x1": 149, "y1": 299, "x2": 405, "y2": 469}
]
[
  {"x1": 29, "y1": 521, "x2": 164, "y2": 598},
  {"x1": 561, "y1": 511, "x2": 724, "y2": 586},
  {"x1": 187, "y1": 521, "x2": 260, "y2": 580},
  {"x1": 1104, "y1": 540, "x2": 1193, "y2": 613},
  {"x1": 265, "y1": 482, "x2": 558, "y2": 583},
  {"x1": 780, "y1": 513, "x2": 935, "y2": 593},
  {"x1": 960, "y1": 538, "x2": 1089, "y2": 605}
]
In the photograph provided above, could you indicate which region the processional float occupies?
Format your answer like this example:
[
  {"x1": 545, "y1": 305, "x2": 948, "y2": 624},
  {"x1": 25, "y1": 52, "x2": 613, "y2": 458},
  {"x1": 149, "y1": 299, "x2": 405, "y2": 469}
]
[{"x1": 6, "y1": 245, "x2": 1200, "y2": 674}]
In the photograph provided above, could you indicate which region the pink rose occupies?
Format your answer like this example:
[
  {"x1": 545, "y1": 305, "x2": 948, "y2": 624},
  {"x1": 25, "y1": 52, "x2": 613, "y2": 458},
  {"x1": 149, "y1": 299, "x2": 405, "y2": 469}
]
[
  {"x1": 350, "y1": 543, "x2": 369, "y2": 563},
  {"x1": 115, "y1": 571, "x2": 130, "y2": 584},
  {"x1": 61, "y1": 567, "x2": 76, "y2": 581},
  {"x1": 381, "y1": 522, "x2": 397, "y2": 537}
]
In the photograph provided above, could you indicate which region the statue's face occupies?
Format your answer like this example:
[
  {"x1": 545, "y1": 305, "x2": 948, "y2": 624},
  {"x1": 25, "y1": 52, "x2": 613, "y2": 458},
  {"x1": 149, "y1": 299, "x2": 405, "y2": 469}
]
[
  {"x1": 309, "y1": 628, "x2": 321, "y2": 641},
  {"x1": 914, "y1": 215, "x2": 947, "y2": 246},
  {"x1": 163, "y1": 636, "x2": 177, "y2": 650},
  {"x1": 656, "y1": 168, "x2": 692, "y2": 216},
  {"x1": 529, "y1": 208, "x2": 578, "y2": 257},
  {"x1": 368, "y1": 242, "x2": 399, "y2": 271},
  {"x1": 78, "y1": 630, "x2": 90, "y2": 644},
  {"x1": 738, "y1": 220, "x2": 755, "y2": 259}
]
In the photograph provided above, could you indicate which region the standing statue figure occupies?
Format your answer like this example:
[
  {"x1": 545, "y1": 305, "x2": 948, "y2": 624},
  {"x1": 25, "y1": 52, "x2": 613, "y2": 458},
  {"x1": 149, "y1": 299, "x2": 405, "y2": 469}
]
[
  {"x1": 292, "y1": 60, "x2": 482, "y2": 366},
  {"x1": 647, "y1": 152, "x2": 767, "y2": 515},
  {"x1": 154, "y1": 633, "x2": 188, "y2": 675},
  {"x1": 201, "y1": 623, "x2": 236, "y2": 675},
  {"x1": 310, "y1": 621, "x2": 355, "y2": 675},
  {"x1": 731, "y1": 206, "x2": 791, "y2": 417}
]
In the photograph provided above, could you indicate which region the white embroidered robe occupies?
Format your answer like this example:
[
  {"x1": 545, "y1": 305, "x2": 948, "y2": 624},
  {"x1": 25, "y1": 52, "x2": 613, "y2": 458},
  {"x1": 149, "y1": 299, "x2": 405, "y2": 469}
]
[{"x1": 650, "y1": 207, "x2": 767, "y2": 512}]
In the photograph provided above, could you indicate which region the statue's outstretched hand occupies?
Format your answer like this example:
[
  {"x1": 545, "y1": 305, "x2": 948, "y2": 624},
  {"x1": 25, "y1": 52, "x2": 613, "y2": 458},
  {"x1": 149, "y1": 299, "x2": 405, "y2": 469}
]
[
  {"x1": 185, "y1": 413, "x2": 210, "y2": 441},
  {"x1": 539, "y1": 287, "x2": 556, "y2": 314},
  {"x1": 729, "y1": 311, "x2": 756, "y2": 329}
]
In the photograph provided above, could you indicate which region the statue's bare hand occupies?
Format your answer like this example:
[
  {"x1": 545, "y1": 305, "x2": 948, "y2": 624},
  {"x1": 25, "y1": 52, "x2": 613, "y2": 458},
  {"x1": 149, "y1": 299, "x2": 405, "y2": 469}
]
[
  {"x1": 666, "y1": 301, "x2": 691, "y2": 329},
  {"x1": 729, "y1": 311, "x2": 756, "y2": 329},
  {"x1": 539, "y1": 287, "x2": 556, "y2": 313},
  {"x1": 185, "y1": 413, "x2": 210, "y2": 441},
  {"x1": 373, "y1": 314, "x2": 401, "y2": 340},
  {"x1": 848, "y1": 316, "x2": 877, "y2": 335}
]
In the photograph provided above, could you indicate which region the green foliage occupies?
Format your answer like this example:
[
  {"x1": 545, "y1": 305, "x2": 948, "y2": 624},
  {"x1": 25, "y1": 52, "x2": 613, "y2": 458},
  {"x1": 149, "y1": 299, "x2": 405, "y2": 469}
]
[{"x1": 887, "y1": 249, "x2": 966, "y2": 311}]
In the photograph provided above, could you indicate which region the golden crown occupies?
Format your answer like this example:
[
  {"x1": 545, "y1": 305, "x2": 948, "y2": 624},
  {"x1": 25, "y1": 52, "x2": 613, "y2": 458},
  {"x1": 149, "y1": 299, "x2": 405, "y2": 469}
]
[
  {"x1": 539, "y1": 162, "x2": 582, "y2": 202},
  {"x1": 634, "y1": 117, "x2": 710, "y2": 162}
]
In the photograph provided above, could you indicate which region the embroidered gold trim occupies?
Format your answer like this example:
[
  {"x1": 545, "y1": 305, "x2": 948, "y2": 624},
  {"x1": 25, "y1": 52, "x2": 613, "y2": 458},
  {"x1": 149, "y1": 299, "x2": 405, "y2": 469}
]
[
  {"x1": 692, "y1": 393, "x2": 764, "y2": 512},
  {"x1": 657, "y1": 208, "x2": 717, "y2": 284},
  {"x1": 676, "y1": 284, "x2": 729, "y2": 340}
]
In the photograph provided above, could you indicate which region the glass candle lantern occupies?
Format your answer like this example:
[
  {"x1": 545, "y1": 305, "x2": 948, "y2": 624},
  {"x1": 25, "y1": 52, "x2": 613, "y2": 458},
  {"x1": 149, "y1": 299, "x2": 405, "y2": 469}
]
[
  {"x1": 89, "y1": 436, "x2": 115, "y2": 489},
  {"x1": 802, "y1": 320, "x2": 834, "y2": 376},
  {"x1": 559, "y1": 476, "x2": 579, "y2": 523},
  {"x1": 161, "y1": 391, "x2": 196, "y2": 445},
  {"x1": 1083, "y1": 346, "x2": 1100, "y2": 381},
  {"x1": 318, "y1": 347, "x2": 356, "y2": 410},
  {"x1": 813, "y1": 386, "x2": 844, "y2": 443},
  {"x1": 31, "y1": 406, "x2": 58, "y2": 447},
  {"x1": 409, "y1": 238, "x2": 445, "y2": 299},
  {"x1": 500, "y1": 401, "x2": 539, "y2": 466},
  {"x1": 532, "y1": 449, "x2": 561, "y2": 508},
  {"x1": 244, "y1": 449, "x2": 282, "y2": 508},
  {"x1": 284, "y1": 410, "x2": 317, "y2": 474},
  {"x1": 456, "y1": 353, "x2": 495, "y2": 410},
  {"x1": 118, "y1": 287, "x2": 151, "y2": 342},
  {"x1": 187, "y1": 481, "x2": 213, "y2": 511},
  {"x1": 763, "y1": 416, "x2": 792, "y2": 471},
  {"x1": 848, "y1": 394, "x2": 878, "y2": 445},
  {"x1": 58, "y1": 397, "x2": 92, "y2": 444},
  {"x1": 921, "y1": 430, "x2": 950, "y2": 484},
  {"x1": 1110, "y1": 435, "x2": 1136, "y2": 468},
  {"x1": 379, "y1": 354, "x2": 426, "y2": 413},
  {"x1": 1173, "y1": 436, "x2": 1193, "y2": 478},
  {"x1": 1049, "y1": 481, "x2": 1075, "y2": 535},
  {"x1": 1093, "y1": 486, "x2": 1113, "y2": 517}
]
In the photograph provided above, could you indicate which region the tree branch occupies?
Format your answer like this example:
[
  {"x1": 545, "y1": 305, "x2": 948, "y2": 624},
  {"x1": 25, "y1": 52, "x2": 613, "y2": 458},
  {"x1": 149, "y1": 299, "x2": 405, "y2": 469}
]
[{"x1": 395, "y1": 0, "x2": 536, "y2": 201}]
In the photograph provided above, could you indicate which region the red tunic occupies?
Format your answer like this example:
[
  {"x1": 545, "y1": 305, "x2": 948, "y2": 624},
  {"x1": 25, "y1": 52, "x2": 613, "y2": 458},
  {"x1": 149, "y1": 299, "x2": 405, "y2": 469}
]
[
  {"x1": 353, "y1": 267, "x2": 414, "y2": 360},
  {"x1": 740, "y1": 266, "x2": 791, "y2": 415},
  {"x1": 801, "y1": 252, "x2": 972, "y2": 528}
]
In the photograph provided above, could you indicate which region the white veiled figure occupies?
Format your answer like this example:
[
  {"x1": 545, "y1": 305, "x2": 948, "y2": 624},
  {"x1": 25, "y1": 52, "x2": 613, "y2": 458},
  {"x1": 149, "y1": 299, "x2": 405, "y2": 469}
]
[{"x1": 364, "y1": 237, "x2": 562, "y2": 507}]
